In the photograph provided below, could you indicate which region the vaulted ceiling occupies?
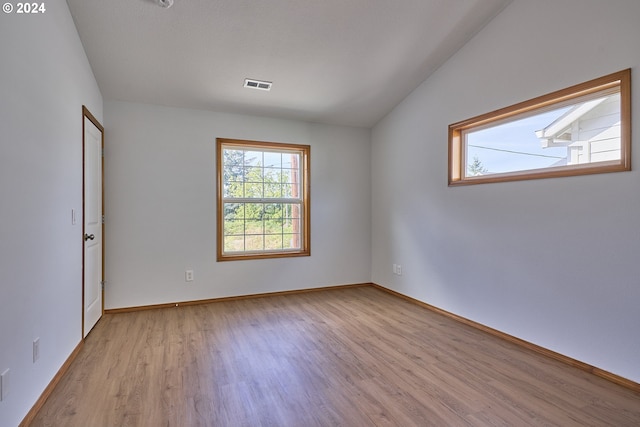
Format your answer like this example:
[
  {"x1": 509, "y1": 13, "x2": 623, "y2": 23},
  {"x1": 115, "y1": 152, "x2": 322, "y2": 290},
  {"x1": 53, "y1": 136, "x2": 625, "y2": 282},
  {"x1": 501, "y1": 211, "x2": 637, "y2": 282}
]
[{"x1": 66, "y1": 0, "x2": 511, "y2": 127}]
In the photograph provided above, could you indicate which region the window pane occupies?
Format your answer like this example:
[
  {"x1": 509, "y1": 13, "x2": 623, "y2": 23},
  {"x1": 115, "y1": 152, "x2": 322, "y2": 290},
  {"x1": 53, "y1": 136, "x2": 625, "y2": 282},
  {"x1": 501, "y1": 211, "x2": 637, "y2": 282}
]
[
  {"x1": 263, "y1": 167, "x2": 280, "y2": 181},
  {"x1": 244, "y1": 166, "x2": 263, "y2": 182},
  {"x1": 263, "y1": 176, "x2": 282, "y2": 198},
  {"x1": 246, "y1": 219, "x2": 263, "y2": 234},
  {"x1": 223, "y1": 149, "x2": 244, "y2": 181},
  {"x1": 244, "y1": 203, "x2": 263, "y2": 220},
  {"x1": 223, "y1": 149, "x2": 244, "y2": 165},
  {"x1": 283, "y1": 204, "x2": 301, "y2": 220},
  {"x1": 244, "y1": 151, "x2": 262, "y2": 166},
  {"x1": 282, "y1": 153, "x2": 299, "y2": 168},
  {"x1": 282, "y1": 184, "x2": 295, "y2": 198},
  {"x1": 264, "y1": 219, "x2": 283, "y2": 234},
  {"x1": 284, "y1": 214, "x2": 301, "y2": 236},
  {"x1": 224, "y1": 203, "x2": 244, "y2": 219},
  {"x1": 263, "y1": 152, "x2": 282, "y2": 168},
  {"x1": 283, "y1": 234, "x2": 301, "y2": 249},
  {"x1": 244, "y1": 182, "x2": 263, "y2": 198},
  {"x1": 245, "y1": 235, "x2": 264, "y2": 251},
  {"x1": 263, "y1": 203, "x2": 281, "y2": 218},
  {"x1": 265, "y1": 234, "x2": 283, "y2": 250},
  {"x1": 224, "y1": 219, "x2": 244, "y2": 236},
  {"x1": 280, "y1": 169, "x2": 293, "y2": 184},
  {"x1": 224, "y1": 235, "x2": 245, "y2": 252},
  {"x1": 264, "y1": 204, "x2": 283, "y2": 234},
  {"x1": 224, "y1": 182, "x2": 244, "y2": 198}
]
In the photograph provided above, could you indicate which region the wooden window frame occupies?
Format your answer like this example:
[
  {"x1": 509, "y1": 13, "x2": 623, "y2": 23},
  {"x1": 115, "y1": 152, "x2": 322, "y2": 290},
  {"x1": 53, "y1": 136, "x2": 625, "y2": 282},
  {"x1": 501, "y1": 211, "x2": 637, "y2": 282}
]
[
  {"x1": 216, "y1": 138, "x2": 310, "y2": 261},
  {"x1": 449, "y1": 69, "x2": 631, "y2": 186}
]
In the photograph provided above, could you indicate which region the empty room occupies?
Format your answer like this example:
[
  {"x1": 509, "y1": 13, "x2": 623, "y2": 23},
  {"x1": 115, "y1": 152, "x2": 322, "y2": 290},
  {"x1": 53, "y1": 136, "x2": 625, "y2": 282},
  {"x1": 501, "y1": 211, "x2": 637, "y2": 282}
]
[{"x1": 1, "y1": 0, "x2": 640, "y2": 426}]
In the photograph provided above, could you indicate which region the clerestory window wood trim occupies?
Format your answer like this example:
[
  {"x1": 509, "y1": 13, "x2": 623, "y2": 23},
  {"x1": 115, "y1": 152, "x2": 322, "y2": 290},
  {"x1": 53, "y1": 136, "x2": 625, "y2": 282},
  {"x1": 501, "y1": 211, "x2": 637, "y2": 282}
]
[
  {"x1": 216, "y1": 138, "x2": 310, "y2": 261},
  {"x1": 449, "y1": 69, "x2": 631, "y2": 186}
]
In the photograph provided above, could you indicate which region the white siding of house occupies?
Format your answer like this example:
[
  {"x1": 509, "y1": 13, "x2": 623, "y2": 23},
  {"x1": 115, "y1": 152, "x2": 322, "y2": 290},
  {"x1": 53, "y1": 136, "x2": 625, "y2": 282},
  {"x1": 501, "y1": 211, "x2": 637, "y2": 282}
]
[{"x1": 572, "y1": 94, "x2": 621, "y2": 164}]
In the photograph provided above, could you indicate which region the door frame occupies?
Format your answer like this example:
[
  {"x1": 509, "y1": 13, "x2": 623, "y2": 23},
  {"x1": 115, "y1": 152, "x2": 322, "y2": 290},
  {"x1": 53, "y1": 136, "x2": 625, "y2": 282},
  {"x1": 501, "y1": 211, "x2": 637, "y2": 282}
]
[{"x1": 82, "y1": 105, "x2": 104, "y2": 338}]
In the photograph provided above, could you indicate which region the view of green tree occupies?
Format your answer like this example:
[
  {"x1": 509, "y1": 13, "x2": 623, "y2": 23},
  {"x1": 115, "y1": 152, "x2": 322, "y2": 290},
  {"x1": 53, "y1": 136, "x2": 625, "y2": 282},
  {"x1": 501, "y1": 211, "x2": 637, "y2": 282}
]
[{"x1": 467, "y1": 155, "x2": 489, "y2": 176}]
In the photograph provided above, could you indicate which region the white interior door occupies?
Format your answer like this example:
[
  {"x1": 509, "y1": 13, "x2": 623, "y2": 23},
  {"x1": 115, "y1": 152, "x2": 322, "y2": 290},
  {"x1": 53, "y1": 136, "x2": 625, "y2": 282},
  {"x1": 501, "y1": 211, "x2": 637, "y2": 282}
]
[{"x1": 83, "y1": 108, "x2": 104, "y2": 337}]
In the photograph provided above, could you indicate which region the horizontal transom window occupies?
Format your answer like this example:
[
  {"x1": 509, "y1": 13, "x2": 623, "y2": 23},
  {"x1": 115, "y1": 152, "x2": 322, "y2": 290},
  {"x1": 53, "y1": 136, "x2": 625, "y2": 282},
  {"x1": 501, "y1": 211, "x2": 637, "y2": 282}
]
[
  {"x1": 216, "y1": 138, "x2": 310, "y2": 261},
  {"x1": 449, "y1": 69, "x2": 631, "y2": 185}
]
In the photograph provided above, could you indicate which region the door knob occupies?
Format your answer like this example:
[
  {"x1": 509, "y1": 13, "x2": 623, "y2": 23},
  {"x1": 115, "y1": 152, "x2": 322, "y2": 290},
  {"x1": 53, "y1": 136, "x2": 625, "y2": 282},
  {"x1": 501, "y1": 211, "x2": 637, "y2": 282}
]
[{"x1": 84, "y1": 233, "x2": 95, "y2": 241}]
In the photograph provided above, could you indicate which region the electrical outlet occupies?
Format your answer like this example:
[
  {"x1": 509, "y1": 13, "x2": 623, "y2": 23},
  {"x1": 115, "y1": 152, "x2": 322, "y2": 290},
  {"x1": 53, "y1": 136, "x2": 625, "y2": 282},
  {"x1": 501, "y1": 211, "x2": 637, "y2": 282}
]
[
  {"x1": 1, "y1": 369, "x2": 9, "y2": 401},
  {"x1": 397, "y1": 265, "x2": 402, "y2": 275},
  {"x1": 185, "y1": 270, "x2": 194, "y2": 282},
  {"x1": 33, "y1": 338, "x2": 40, "y2": 363}
]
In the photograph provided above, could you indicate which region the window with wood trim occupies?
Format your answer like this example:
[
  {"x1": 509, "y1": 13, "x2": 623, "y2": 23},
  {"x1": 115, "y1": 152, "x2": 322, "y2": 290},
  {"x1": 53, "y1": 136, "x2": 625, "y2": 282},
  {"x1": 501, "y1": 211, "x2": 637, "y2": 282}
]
[
  {"x1": 217, "y1": 138, "x2": 310, "y2": 261},
  {"x1": 449, "y1": 69, "x2": 631, "y2": 185}
]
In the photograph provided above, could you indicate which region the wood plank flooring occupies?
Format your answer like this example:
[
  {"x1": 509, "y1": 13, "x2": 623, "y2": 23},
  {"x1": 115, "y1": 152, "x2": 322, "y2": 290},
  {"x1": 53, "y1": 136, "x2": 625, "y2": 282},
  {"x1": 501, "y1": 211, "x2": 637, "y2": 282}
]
[{"x1": 30, "y1": 286, "x2": 640, "y2": 426}]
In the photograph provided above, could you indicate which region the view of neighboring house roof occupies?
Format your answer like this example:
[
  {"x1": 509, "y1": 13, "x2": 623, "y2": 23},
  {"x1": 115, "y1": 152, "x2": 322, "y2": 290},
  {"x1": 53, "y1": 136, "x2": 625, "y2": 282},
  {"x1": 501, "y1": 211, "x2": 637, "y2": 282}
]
[{"x1": 535, "y1": 96, "x2": 608, "y2": 148}]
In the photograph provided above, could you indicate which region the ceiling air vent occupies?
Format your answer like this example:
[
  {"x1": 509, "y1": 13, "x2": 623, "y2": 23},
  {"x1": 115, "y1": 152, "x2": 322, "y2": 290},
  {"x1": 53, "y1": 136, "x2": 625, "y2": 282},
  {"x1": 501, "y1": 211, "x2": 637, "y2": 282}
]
[
  {"x1": 244, "y1": 79, "x2": 272, "y2": 91},
  {"x1": 157, "y1": 0, "x2": 173, "y2": 8}
]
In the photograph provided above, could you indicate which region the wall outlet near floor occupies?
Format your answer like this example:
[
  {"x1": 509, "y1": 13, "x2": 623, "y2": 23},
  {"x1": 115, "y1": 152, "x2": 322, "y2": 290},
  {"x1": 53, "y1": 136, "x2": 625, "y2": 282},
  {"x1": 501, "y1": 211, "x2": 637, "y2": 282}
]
[
  {"x1": 33, "y1": 338, "x2": 40, "y2": 363},
  {"x1": 185, "y1": 270, "x2": 194, "y2": 282},
  {"x1": 1, "y1": 369, "x2": 9, "y2": 401},
  {"x1": 392, "y1": 264, "x2": 403, "y2": 276}
]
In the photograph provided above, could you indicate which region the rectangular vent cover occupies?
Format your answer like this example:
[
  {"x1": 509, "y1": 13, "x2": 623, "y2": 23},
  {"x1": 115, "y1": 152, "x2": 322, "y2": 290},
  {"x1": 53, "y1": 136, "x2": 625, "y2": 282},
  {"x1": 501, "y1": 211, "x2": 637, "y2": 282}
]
[{"x1": 244, "y1": 79, "x2": 272, "y2": 91}]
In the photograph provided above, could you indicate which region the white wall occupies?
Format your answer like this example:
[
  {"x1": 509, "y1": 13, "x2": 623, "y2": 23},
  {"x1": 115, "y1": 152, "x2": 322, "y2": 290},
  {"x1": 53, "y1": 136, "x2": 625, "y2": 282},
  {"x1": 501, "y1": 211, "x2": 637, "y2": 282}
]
[
  {"x1": 104, "y1": 101, "x2": 371, "y2": 309},
  {"x1": 371, "y1": 0, "x2": 640, "y2": 382},
  {"x1": 0, "y1": 1, "x2": 103, "y2": 425}
]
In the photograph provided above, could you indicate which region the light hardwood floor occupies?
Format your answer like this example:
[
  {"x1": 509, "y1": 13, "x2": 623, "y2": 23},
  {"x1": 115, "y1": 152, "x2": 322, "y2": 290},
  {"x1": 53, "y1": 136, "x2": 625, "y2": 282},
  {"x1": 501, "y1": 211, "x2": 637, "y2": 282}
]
[{"x1": 30, "y1": 286, "x2": 640, "y2": 426}]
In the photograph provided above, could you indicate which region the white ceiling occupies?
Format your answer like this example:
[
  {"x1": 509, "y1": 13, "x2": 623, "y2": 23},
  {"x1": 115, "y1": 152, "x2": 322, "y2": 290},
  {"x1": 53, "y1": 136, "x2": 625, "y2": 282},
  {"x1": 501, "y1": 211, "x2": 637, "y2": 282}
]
[{"x1": 66, "y1": 0, "x2": 511, "y2": 128}]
